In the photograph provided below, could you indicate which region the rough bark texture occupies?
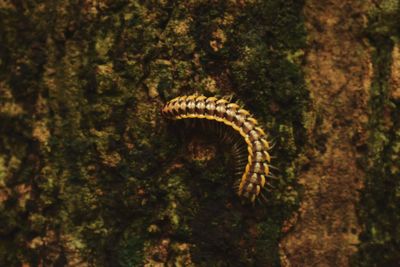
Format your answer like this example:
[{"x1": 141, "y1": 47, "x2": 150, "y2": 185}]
[
  {"x1": 0, "y1": 0, "x2": 399, "y2": 267},
  {"x1": 280, "y1": 1, "x2": 372, "y2": 266}
]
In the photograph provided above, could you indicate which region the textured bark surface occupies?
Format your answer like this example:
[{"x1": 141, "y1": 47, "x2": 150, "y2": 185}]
[
  {"x1": 0, "y1": 0, "x2": 399, "y2": 267},
  {"x1": 280, "y1": 1, "x2": 372, "y2": 266}
]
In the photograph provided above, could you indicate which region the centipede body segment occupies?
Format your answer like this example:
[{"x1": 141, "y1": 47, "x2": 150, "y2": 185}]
[{"x1": 162, "y1": 95, "x2": 272, "y2": 202}]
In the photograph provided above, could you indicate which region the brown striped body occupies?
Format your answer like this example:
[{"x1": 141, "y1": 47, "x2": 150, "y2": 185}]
[{"x1": 162, "y1": 95, "x2": 271, "y2": 202}]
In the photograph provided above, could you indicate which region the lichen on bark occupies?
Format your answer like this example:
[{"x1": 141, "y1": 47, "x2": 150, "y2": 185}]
[
  {"x1": 351, "y1": 0, "x2": 400, "y2": 266},
  {"x1": 0, "y1": 1, "x2": 308, "y2": 266},
  {"x1": 1, "y1": 0, "x2": 399, "y2": 266}
]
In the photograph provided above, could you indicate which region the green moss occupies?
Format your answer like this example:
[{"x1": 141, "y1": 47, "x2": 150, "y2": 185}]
[
  {"x1": 352, "y1": 1, "x2": 400, "y2": 265},
  {"x1": 0, "y1": 156, "x2": 5, "y2": 186},
  {"x1": 0, "y1": 0, "x2": 308, "y2": 266},
  {"x1": 366, "y1": 0, "x2": 400, "y2": 42}
]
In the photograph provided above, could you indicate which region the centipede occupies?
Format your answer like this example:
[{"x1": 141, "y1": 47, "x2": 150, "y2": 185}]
[{"x1": 162, "y1": 95, "x2": 272, "y2": 202}]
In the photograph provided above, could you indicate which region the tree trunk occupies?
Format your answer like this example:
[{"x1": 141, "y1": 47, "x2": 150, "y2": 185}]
[{"x1": 0, "y1": 0, "x2": 398, "y2": 266}]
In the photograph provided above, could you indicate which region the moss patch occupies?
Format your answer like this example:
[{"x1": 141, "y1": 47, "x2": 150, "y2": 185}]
[
  {"x1": 0, "y1": 0, "x2": 308, "y2": 266},
  {"x1": 352, "y1": 1, "x2": 400, "y2": 266}
]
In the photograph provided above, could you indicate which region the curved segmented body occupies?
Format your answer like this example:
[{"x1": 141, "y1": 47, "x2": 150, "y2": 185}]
[{"x1": 162, "y1": 95, "x2": 271, "y2": 202}]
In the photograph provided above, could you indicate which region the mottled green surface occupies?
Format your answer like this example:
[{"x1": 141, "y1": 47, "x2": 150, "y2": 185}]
[
  {"x1": 352, "y1": 1, "x2": 400, "y2": 266},
  {"x1": 0, "y1": 1, "x2": 307, "y2": 266}
]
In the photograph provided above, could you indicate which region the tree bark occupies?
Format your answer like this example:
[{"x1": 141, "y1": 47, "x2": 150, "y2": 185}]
[{"x1": 0, "y1": 0, "x2": 398, "y2": 266}]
